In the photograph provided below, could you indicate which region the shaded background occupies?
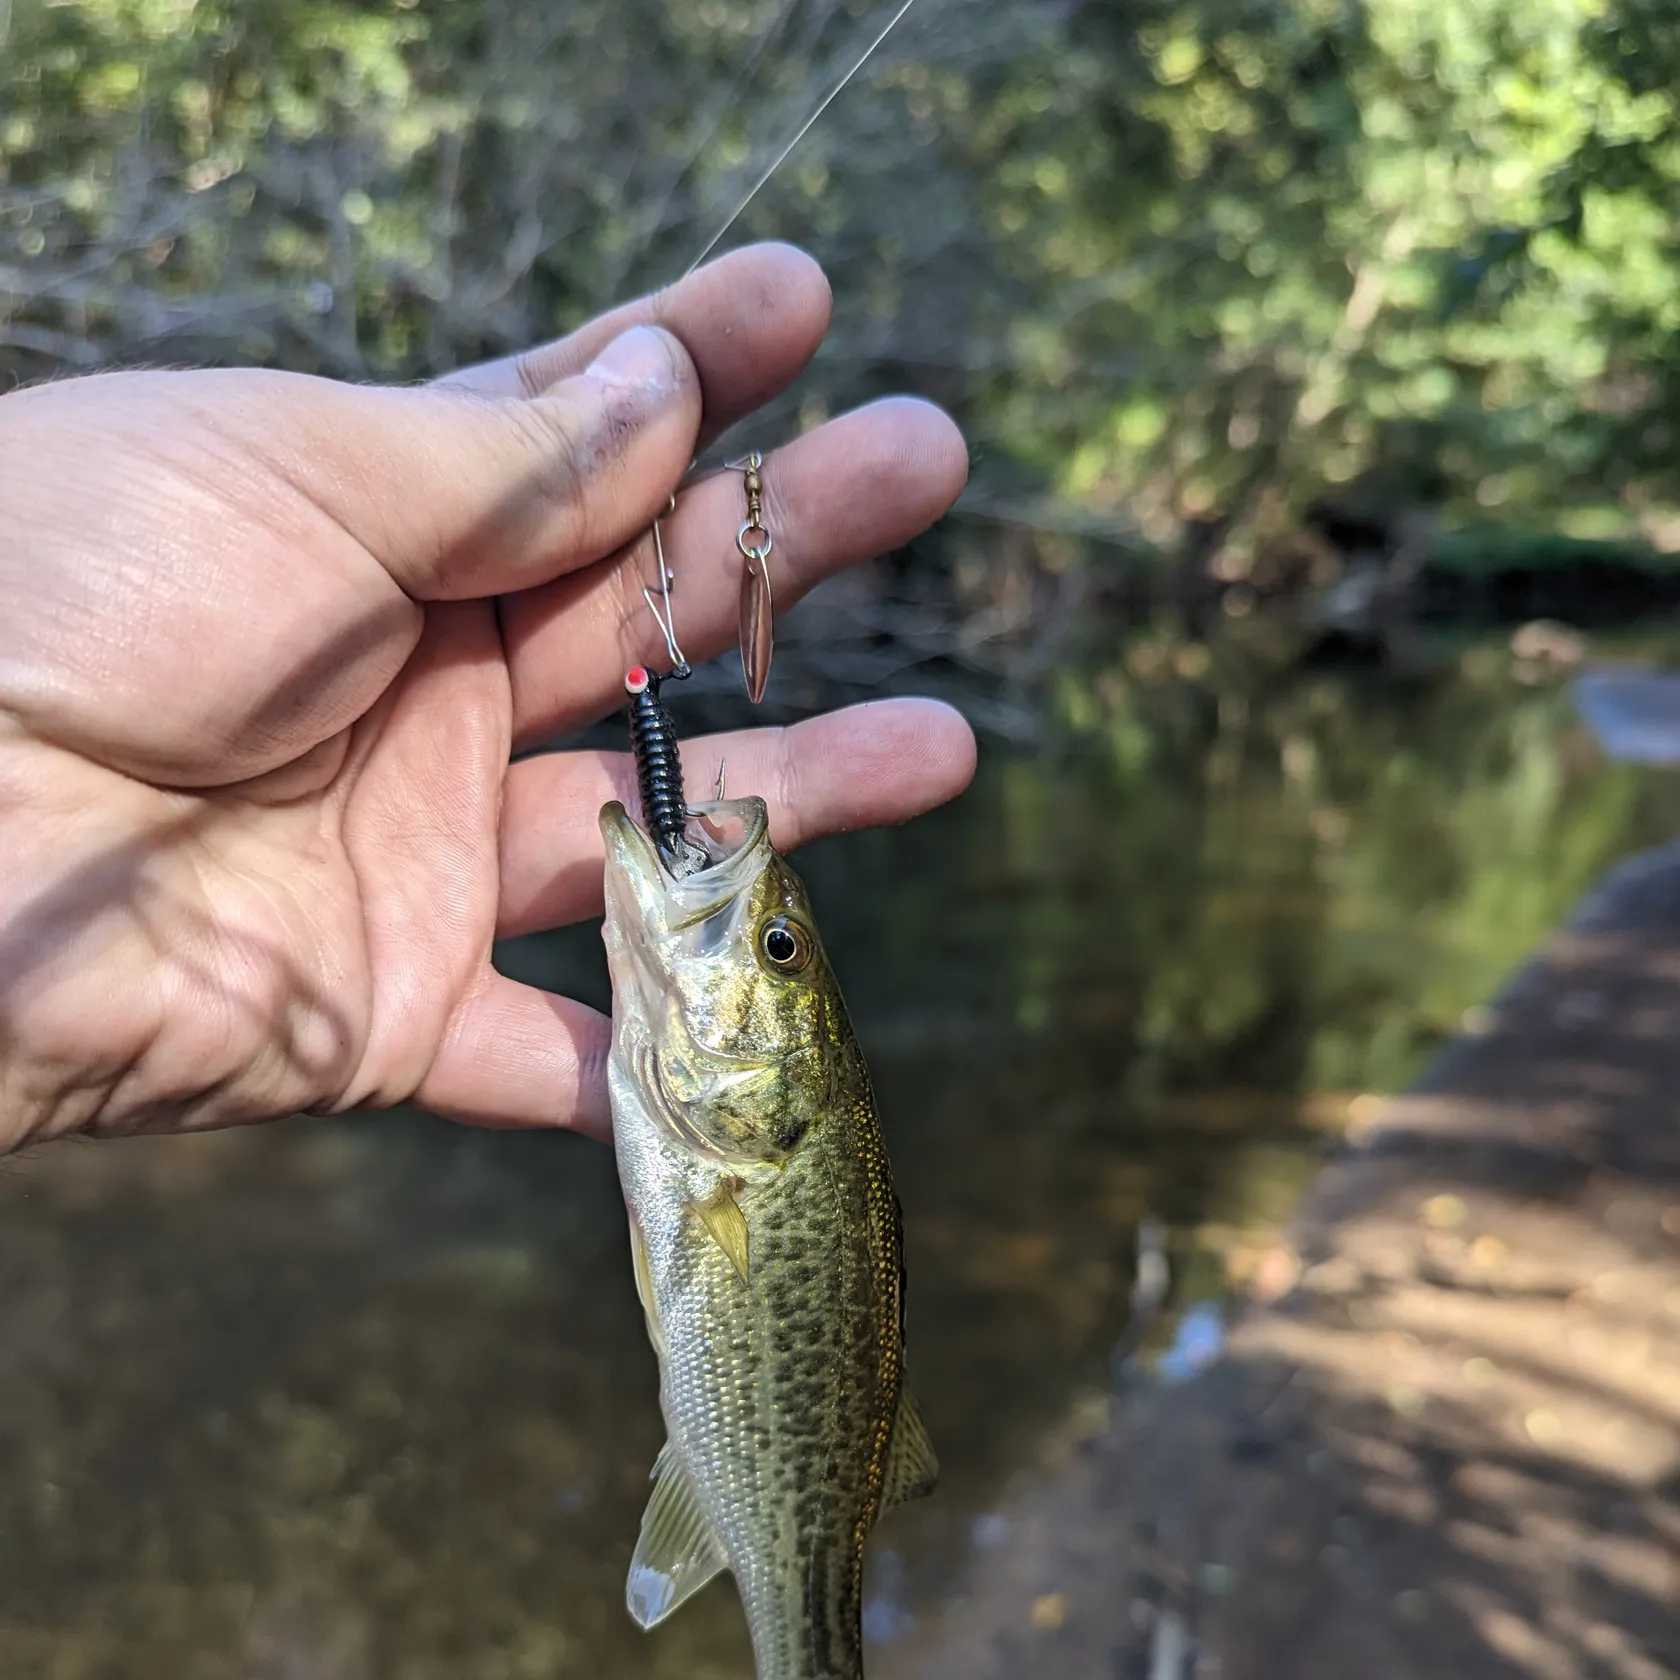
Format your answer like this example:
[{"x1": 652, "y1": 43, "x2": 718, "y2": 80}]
[
  {"x1": 4, "y1": 1, "x2": 1680, "y2": 1675},
  {"x1": 15, "y1": 0, "x2": 1680, "y2": 626}
]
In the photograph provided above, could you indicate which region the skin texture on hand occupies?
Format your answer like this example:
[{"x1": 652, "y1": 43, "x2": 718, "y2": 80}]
[{"x1": 0, "y1": 243, "x2": 975, "y2": 1152}]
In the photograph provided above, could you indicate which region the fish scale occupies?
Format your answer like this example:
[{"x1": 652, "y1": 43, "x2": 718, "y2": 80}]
[{"x1": 601, "y1": 794, "x2": 936, "y2": 1680}]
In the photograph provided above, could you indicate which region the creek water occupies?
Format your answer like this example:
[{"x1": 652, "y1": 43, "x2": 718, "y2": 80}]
[{"x1": 2, "y1": 635, "x2": 1678, "y2": 1677}]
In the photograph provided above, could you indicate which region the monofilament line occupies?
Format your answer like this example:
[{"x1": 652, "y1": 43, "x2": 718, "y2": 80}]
[{"x1": 682, "y1": 0, "x2": 923, "y2": 278}]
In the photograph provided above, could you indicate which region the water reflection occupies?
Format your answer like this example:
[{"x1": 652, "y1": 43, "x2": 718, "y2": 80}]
[{"x1": 2, "y1": 642, "x2": 1678, "y2": 1676}]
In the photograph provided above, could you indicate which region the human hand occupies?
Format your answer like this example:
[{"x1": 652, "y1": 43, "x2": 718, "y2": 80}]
[{"x1": 0, "y1": 244, "x2": 974, "y2": 1152}]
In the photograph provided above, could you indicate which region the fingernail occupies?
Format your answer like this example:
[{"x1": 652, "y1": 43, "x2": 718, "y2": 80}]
[{"x1": 586, "y1": 325, "x2": 678, "y2": 391}]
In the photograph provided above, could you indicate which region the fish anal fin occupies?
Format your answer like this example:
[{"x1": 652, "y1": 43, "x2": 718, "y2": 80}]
[
  {"x1": 880, "y1": 1386, "x2": 939, "y2": 1513},
  {"x1": 627, "y1": 1441, "x2": 728, "y2": 1628},
  {"x1": 687, "y1": 1181, "x2": 750, "y2": 1281},
  {"x1": 627, "y1": 1210, "x2": 665, "y2": 1357}
]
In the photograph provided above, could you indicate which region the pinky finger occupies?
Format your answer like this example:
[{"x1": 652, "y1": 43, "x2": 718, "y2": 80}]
[{"x1": 417, "y1": 970, "x2": 612, "y2": 1143}]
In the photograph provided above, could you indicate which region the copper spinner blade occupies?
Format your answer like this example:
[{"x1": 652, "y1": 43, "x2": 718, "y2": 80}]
[{"x1": 739, "y1": 556, "x2": 773, "y2": 705}]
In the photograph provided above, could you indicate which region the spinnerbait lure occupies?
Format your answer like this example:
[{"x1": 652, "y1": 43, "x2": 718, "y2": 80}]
[{"x1": 601, "y1": 10, "x2": 937, "y2": 1672}]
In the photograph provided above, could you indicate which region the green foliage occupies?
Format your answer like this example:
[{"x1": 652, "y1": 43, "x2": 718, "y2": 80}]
[
  {"x1": 6, "y1": 0, "x2": 1680, "y2": 555},
  {"x1": 983, "y1": 0, "x2": 1680, "y2": 559},
  {"x1": 0, "y1": 0, "x2": 1031, "y2": 403}
]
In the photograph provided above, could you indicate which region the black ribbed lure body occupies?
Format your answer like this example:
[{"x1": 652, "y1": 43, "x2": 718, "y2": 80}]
[{"x1": 625, "y1": 665, "x2": 710, "y2": 878}]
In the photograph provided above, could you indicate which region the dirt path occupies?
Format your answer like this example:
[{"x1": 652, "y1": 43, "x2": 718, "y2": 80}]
[{"x1": 886, "y1": 842, "x2": 1680, "y2": 1679}]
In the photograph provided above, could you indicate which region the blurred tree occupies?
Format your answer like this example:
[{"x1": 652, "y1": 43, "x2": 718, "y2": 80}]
[
  {"x1": 5, "y1": 0, "x2": 1680, "y2": 573},
  {"x1": 0, "y1": 0, "x2": 1035, "y2": 394},
  {"x1": 997, "y1": 0, "x2": 1680, "y2": 565}
]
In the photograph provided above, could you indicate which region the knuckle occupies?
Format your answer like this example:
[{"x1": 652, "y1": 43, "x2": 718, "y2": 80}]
[
  {"x1": 770, "y1": 725, "x2": 806, "y2": 843},
  {"x1": 504, "y1": 395, "x2": 591, "y2": 502}
]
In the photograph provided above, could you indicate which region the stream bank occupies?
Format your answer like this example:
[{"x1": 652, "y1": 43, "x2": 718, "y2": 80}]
[{"x1": 888, "y1": 840, "x2": 1680, "y2": 1680}]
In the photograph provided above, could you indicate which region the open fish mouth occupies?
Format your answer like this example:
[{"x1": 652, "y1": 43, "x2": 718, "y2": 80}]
[
  {"x1": 600, "y1": 796, "x2": 772, "y2": 935},
  {"x1": 600, "y1": 793, "x2": 774, "y2": 1017},
  {"x1": 601, "y1": 794, "x2": 786, "y2": 1160}
]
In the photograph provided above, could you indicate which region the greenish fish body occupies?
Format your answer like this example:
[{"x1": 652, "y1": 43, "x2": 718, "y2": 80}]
[{"x1": 600, "y1": 795, "x2": 936, "y2": 1680}]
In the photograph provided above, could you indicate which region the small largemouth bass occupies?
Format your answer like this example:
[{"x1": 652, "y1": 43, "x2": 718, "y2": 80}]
[{"x1": 600, "y1": 793, "x2": 937, "y2": 1680}]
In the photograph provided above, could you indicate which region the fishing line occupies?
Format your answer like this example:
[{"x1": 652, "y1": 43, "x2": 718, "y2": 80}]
[
  {"x1": 631, "y1": 1, "x2": 921, "y2": 868},
  {"x1": 611, "y1": 0, "x2": 803, "y2": 291},
  {"x1": 681, "y1": 0, "x2": 923, "y2": 278}
]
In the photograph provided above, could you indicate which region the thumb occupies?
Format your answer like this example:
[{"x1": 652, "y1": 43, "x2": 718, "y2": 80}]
[{"x1": 296, "y1": 324, "x2": 701, "y2": 601}]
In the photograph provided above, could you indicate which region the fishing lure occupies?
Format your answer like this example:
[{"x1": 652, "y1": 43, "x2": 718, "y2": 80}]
[
  {"x1": 600, "y1": 13, "x2": 940, "y2": 1670},
  {"x1": 674, "y1": 0, "x2": 924, "y2": 698},
  {"x1": 623, "y1": 663, "x2": 710, "y2": 878},
  {"x1": 607, "y1": 524, "x2": 935, "y2": 1680},
  {"x1": 731, "y1": 451, "x2": 775, "y2": 705}
]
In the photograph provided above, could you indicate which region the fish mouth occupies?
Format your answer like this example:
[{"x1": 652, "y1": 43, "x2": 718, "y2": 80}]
[
  {"x1": 599, "y1": 793, "x2": 773, "y2": 1024},
  {"x1": 600, "y1": 796, "x2": 781, "y2": 1156},
  {"x1": 600, "y1": 795, "x2": 771, "y2": 934}
]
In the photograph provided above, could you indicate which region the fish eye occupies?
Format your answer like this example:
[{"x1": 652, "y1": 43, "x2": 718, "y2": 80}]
[{"x1": 758, "y1": 914, "x2": 812, "y2": 973}]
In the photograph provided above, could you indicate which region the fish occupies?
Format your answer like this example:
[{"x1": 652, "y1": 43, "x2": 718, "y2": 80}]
[{"x1": 599, "y1": 792, "x2": 937, "y2": 1680}]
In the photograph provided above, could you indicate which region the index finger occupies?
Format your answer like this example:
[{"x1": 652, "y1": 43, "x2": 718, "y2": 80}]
[{"x1": 435, "y1": 243, "x2": 831, "y2": 450}]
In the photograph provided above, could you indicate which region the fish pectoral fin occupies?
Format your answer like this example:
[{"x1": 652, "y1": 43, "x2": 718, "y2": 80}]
[
  {"x1": 686, "y1": 1182, "x2": 750, "y2": 1282},
  {"x1": 880, "y1": 1386, "x2": 940, "y2": 1513},
  {"x1": 627, "y1": 1211, "x2": 666, "y2": 1357},
  {"x1": 626, "y1": 1441, "x2": 728, "y2": 1629}
]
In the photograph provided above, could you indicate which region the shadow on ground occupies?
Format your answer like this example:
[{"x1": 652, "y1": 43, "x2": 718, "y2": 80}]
[{"x1": 890, "y1": 844, "x2": 1680, "y2": 1680}]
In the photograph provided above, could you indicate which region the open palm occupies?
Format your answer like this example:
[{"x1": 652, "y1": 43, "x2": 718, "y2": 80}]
[{"x1": 0, "y1": 245, "x2": 973, "y2": 1153}]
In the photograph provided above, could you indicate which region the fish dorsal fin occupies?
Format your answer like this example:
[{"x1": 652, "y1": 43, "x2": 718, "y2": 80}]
[
  {"x1": 627, "y1": 1212, "x2": 666, "y2": 1357},
  {"x1": 687, "y1": 1182, "x2": 750, "y2": 1282},
  {"x1": 626, "y1": 1441, "x2": 728, "y2": 1628},
  {"x1": 880, "y1": 1386, "x2": 939, "y2": 1513}
]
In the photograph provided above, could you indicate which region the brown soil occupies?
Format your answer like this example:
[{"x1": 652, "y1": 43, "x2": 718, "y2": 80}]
[{"x1": 883, "y1": 843, "x2": 1680, "y2": 1680}]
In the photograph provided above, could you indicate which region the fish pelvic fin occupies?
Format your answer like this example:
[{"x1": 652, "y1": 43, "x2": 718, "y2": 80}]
[
  {"x1": 627, "y1": 1441, "x2": 728, "y2": 1628},
  {"x1": 627, "y1": 1211, "x2": 666, "y2": 1357},
  {"x1": 687, "y1": 1180, "x2": 750, "y2": 1282},
  {"x1": 880, "y1": 1386, "x2": 940, "y2": 1513}
]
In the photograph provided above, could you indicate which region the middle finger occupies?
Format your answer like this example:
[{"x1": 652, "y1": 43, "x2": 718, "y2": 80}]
[
  {"x1": 502, "y1": 395, "x2": 968, "y2": 748},
  {"x1": 495, "y1": 697, "x2": 978, "y2": 936}
]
